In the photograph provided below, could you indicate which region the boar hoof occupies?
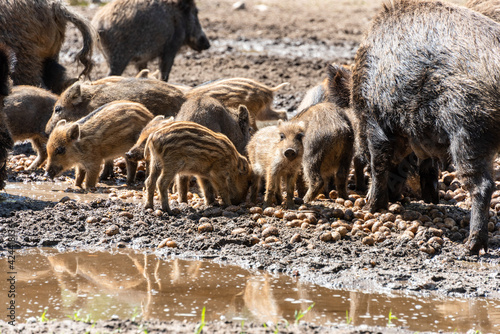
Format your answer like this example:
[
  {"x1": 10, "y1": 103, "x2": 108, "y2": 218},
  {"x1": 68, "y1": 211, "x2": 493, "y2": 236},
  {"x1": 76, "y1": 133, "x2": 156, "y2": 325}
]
[{"x1": 465, "y1": 231, "x2": 488, "y2": 255}]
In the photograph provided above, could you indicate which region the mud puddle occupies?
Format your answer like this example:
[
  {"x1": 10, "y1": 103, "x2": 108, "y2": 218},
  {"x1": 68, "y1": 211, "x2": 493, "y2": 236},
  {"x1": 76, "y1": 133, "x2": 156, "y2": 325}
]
[
  {"x1": 2, "y1": 181, "x2": 142, "y2": 204},
  {"x1": 210, "y1": 38, "x2": 358, "y2": 60},
  {"x1": 1, "y1": 249, "x2": 499, "y2": 332}
]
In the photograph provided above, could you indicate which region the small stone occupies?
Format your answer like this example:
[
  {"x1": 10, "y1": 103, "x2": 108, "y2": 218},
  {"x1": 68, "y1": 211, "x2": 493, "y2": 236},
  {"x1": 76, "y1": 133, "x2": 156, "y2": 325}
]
[
  {"x1": 488, "y1": 221, "x2": 496, "y2": 232},
  {"x1": 403, "y1": 210, "x2": 421, "y2": 221},
  {"x1": 105, "y1": 225, "x2": 119, "y2": 236},
  {"x1": 329, "y1": 190, "x2": 338, "y2": 199},
  {"x1": 154, "y1": 210, "x2": 163, "y2": 217},
  {"x1": 429, "y1": 227, "x2": 443, "y2": 237},
  {"x1": 354, "y1": 198, "x2": 366, "y2": 208},
  {"x1": 336, "y1": 226, "x2": 348, "y2": 237},
  {"x1": 249, "y1": 236, "x2": 260, "y2": 245},
  {"x1": 257, "y1": 218, "x2": 267, "y2": 225},
  {"x1": 198, "y1": 222, "x2": 213, "y2": 233},
  {"x1": 301, "y1": 222, "x2": 310, "y2": 229},
  {"x1": 231, "y1": 228, "x2": 246, "y2": 235},
  {"x1": 85, "y1": 216, "x2": 99, "y2": 224},
  {"x1": 232, "y1": 1, "x2": 245, "y2": 10},
  {"x1": 166, "y1": 240, "x2": 177, "y2": 248},
  {"x1": 157, "y1": 238, "x2": 172, "y2": 248},
  {"x1": 319, "y1": 232, "x2": 333, "y2": 242},
  {"x1": 116, "y1": 242, "x2": 127, "y2": 248},
  {"x1": 262, "y1": 226, "x2": 279, "y2": 238},
  {"x1": 252, "y1": 213, "x2": 261, "y2": 221},
  {"x1": 249, "y1": 207, "x2": 263, "y2": 214},
  {"x1": 388, "y1": 203, "x2": 405, "y2": 214},
  {"x1": 420, "y1": 244, "x2": 436, "y2": 254},
  {"x1": 286, "y1": 219, "x2": 302, "y2": 228},
  {"x1": 331, "y1": 231, "x2": 342, "y2": 242},
  {"x1": 290, "y1": 233, "x2": 302, "y2": 243},
  {"x1": 273, "y1": 209, "x2": 284, "y2": 219},
  {"x1": 428, "y1": 236, "x2": 444, "y2": 246},
  {"x1": 284, "y1": 212, "x2": 297, "y2": 221},
  {"x1": 263, "y1": 207, "x2": 275, "y2": 216},
  {"x1": 362, "y1": 236, "x2": 374, "y2": 246},
  {"x1": 59, "y1": 196, "x2": 71, "y2": 203},
  {"x1": 119, "y1": 212, "x2": 133, "y2": 219},
  {"x1": 265, "y1": 236, "x2": 279, "y2": 244}
]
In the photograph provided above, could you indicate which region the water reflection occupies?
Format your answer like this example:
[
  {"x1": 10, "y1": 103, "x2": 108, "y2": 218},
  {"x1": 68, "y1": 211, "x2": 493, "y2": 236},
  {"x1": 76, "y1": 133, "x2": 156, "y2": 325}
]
[{"x1": 0, "y1": 249, "x2": 499, "y2": 332}]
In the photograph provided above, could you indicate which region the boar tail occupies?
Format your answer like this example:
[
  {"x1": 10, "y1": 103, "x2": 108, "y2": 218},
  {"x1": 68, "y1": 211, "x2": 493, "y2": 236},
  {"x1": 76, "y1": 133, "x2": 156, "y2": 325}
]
[
  {"x1": 53, "y1": 2, "x2": 95, "y2": 80},
  {"x1": 270, "y1": 82, "x2": 289, "y2": 92},
  {"x1": 326, "y1": 64, "x2": 352, "y2": 108},
  {"x1": 144, "y1": 134, "x2": 154, "y2": 161}
]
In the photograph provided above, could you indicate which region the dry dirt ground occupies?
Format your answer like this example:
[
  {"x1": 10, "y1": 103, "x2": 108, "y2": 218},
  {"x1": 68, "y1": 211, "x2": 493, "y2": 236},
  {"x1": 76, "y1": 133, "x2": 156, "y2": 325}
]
[{"x1": 2, "y1": 0, "x2": 500, "y2": 333}]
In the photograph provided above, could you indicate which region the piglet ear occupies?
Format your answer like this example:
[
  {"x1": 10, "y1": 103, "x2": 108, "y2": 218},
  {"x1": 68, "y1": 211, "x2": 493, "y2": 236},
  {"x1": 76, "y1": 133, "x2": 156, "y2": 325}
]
[
  {"x1": 277, "y1": 119, "x2": 283, "y2": 127},
  {"x1": 67, "y1": 123, "x2": 80, "y2": 142},
  {"x1": 55, "y1": 119, "x2": 67, "y2": 128},
  {"x1": 238, "y1": 156, "x2": 249, "y2": 175}
]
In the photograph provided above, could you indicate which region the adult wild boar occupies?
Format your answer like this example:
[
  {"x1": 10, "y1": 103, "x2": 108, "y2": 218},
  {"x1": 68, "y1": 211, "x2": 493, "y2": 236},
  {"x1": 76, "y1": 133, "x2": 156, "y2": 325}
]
[
  {"x1": 0, "y1": 45, "x2": 15, "y2": 190},
  {"x1": 92, "y1": 0, "x2": 210, "y2": 81},
  {"x1": 352, "y1": 0, "x2": 500, "y2": 254},
  {"x1": 0, "y1": 0, "x2": 93, "y2": 94}
]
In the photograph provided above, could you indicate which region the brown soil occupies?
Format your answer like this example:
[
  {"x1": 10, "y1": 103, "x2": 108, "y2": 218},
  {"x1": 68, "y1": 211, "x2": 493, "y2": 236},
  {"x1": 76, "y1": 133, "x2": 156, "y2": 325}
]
[{"x1": 3, "y1": 0, "x2": 500, "y2": 333}]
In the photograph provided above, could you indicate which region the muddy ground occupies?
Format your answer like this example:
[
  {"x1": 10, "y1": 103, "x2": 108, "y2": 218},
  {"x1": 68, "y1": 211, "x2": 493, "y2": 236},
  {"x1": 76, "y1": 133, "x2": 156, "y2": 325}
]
[{"x1": 2, "y1": 0, "x2": 500, "y2": 333}]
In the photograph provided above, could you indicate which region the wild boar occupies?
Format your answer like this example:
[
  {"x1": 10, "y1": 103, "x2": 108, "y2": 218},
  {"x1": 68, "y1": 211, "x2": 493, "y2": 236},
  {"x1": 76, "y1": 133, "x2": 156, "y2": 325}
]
[
  {"x1": 173, "y1": 96, "x2": 251, "y2": 203},
  {"x1": 46, "y1": 78, "x2": 186, "y2": 134},
  {"x1": 246, "y1": 121, "x2": 306, "y2": 208},
  {"x1": 0, "y1": 0, "x2": 93, "y2": 94},
  {"x1": 144, "y1": 121, "x2": 252, "y2": 213},
  {"x1": 185, "y1": 78, "x2": 289, "y2": 130},
  {"x1": 3, "y1": 86, "x2": 58, "y2": 170},
  {"x1": 92, "y1": 0, "x2": 210, "y2": 81},
  {"x1": 45, "y1": 101, "x2": 153, "y2": 189},
  {"x1": 125, "y1": 115, "x2": 175, "y2": 163},
  {"x1": 0, "y1": 44, "x2": 15, "y2": 190},
  {"x1": 293, "y1": 102, "x2": 354, "y2": 202},
  {"x1": 352, "y1": 0, "x2": 500, "y2": 253}
]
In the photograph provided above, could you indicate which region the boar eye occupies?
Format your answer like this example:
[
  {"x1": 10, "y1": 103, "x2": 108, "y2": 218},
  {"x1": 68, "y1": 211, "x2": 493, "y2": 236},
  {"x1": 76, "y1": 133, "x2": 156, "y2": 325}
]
[
  {"x1": 55, "y1": 146, "x2": 66, "y2": 155},
  {"x1": 279, "y1": 133, "x2": 285, "y2": 141},
  {"x1": 296, "y1": 133, "x2": 304, "y2": 141},
  {"x1": 54, "y1": 105, "x2": 63, "y2": 114}
]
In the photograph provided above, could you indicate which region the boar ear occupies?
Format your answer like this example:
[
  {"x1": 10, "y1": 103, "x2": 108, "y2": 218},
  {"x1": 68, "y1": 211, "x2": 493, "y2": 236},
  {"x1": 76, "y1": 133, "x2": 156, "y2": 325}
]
[
  {"x1": 237, "y1": 105, "x2": 250, "y2": 125},
  {"x1": 55, "y1": 119, "x2": 67, "y2": 128},
  {"x1": 237, "y1": 156, "x2": 249, "y2": 175},
  {"x1": 136, "y1": 69, "x2": 149, "y2": 78},
  {"x1": 277, "y1": 119, "x2": 283, "y2": 127},
  {"x1": 178, "y1": 0, "x2": 194, "y2": 13},
  {"x1": 327, "y1": 63, "x2": 352, "y2": 108},
  {"x1": 152, "y1": 115, "x2": 165, "y2": 122},
  {"x1": 297, "y1": 121, "x2": 307, "y2": 131},
  {"x1": 67, "y1": 123, "x2": 80, "y2": 142},
  {"x1": 65, "y1": 82, "x2": 83, "y2": 105}
]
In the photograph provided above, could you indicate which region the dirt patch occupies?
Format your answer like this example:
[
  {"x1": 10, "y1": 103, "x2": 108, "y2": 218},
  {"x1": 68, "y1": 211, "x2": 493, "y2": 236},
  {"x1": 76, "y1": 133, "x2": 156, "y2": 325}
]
[{"x1": 2, "y1": 0, "x2": 499, "y2": 333}]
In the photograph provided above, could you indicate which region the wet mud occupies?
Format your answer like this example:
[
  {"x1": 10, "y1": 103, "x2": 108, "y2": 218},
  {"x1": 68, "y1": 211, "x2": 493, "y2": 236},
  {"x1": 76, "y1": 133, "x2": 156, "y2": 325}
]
[{"x1": 2, "y1": 0, "x2": 499, "y2": 333}]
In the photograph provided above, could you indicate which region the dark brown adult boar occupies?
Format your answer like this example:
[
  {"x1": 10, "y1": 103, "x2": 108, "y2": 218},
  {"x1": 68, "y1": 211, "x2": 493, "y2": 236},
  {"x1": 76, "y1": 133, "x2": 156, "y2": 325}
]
[
  {"x1": 0, "y1": 0, "x2": 93, "y2": 94},
  {"x1": 0, "y1": 45, "x2": 15, "y2": 191},
  {"x1": 92, "y1": 0, "x2": 210, "y2": 81},
  {"x1": 466, "y1": 0, "x2": 500, "y2": 22},
  {"x1": 293, "y1": 102, "x2": 354, "y2": 202},
  {"x1": 186, "y1": 78, "x2": 288, "y2": 130},
  {"x1": 173, "y1": 96, "x2": 251, "y2": 203},
  {"x1": 352, "y1": 0, "x2": 500, "y2": 254},
  {"x1": 144, "y1": 121, "x2": 252, "y2": 213},
  {"x1": 247, "y1": 121, "x2": 306, "y2": 209},
  {"x1": 45, "y1": 101, "x2": 153, "y2": 189},
  {"x1": 3, "y1": 86, "x2": 58, "y2": 170}
]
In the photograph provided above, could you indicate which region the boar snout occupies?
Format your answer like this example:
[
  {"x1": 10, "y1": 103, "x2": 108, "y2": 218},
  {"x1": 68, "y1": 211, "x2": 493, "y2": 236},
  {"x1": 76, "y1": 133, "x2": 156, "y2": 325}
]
[
  {"x1": 44, "y1": 165, "x2": 62, "y2": 179},
  {"x1": 284, "y1": 148, "x2": 297, "y2": 160}
]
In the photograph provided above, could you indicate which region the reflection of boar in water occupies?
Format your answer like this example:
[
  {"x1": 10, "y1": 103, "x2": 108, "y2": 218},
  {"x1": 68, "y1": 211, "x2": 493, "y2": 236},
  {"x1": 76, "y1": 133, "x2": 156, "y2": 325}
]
[
  {"x1": 0, "y1": 0, "x2": 93, "y2": 94},
  {"x1": 3, "y1": 86, "x2": 58, "y2": 170},
  {"x1": 144, "y1": 122, "x2": 252, "y2": 213},
  {"x1": 45, "y1": 101, "x2": 153, "y2": 189},
  {"x1": 92, "y1": 0, "x2": 210, "y2": 82},
  {"x1": 352, "y1": 0, "x2": 500, "y2": 254},
  {"x1": 0, "y1": 45, "x2": 15, "y2": 191}
]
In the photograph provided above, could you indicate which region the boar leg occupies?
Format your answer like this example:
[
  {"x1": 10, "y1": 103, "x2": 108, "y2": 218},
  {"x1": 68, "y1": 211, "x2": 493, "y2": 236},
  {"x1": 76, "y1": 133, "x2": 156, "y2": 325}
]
[
  {"x1": 83, "y1": 165, "x2": 101, "y2": 190},
  {"x1": 303, "y1": 160, "x2": 325, "y2": 203},
  {"x1": 197, "y1": 177, "x2": 216, "y2": 205},
  {"x1": 264, "y1": 170, "x2": 280, "y2": 207},
  {"x1": 159, "y1": 42, "x2": 182, "y2": 81},
  {"x1": 295, "y1": 172, "x2": 307, "y2": 198},
  {"x1": 145, "y1": 158, "x2": 161, "y2": 210},
  {"x1": 100, "y1": 159, "x2": 115, "y2": 180},
  {"x1": 284, "y1": 173, "x2": 298, "y2": 209},
  {"x1": 419, "y1": 158, "x2": 439, "y2": 204},
  {"x1": 27, "y1": 136, "x2": 48, "y2": 170},
  {"x1": 125, "y1": 158, "x2": 138, "y2": 185},
  {"x1": 75, "y1": 167, "x2": 86, "y2": 188},
  {"x1": 176, "y1": 175, "x2": 190, "y2": 203},
  {"x1": 452, "y1": 146, "x2": 494, "y2": 254},
  {"x1": 335, "y1": 163, "x2": 350, "y2": 201},
  {"x1": 249, "y1": 174, "x2": 262, "y2": 204},
  {"x1": 157, "y1": 169, "x2": 176, "y2": 214},
  {"x1": 209, "y1": 173, "x2": 231, "y2": 206},
  {"x1": 353, "y1": 154, "x2": 367, "y2": 193}
]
